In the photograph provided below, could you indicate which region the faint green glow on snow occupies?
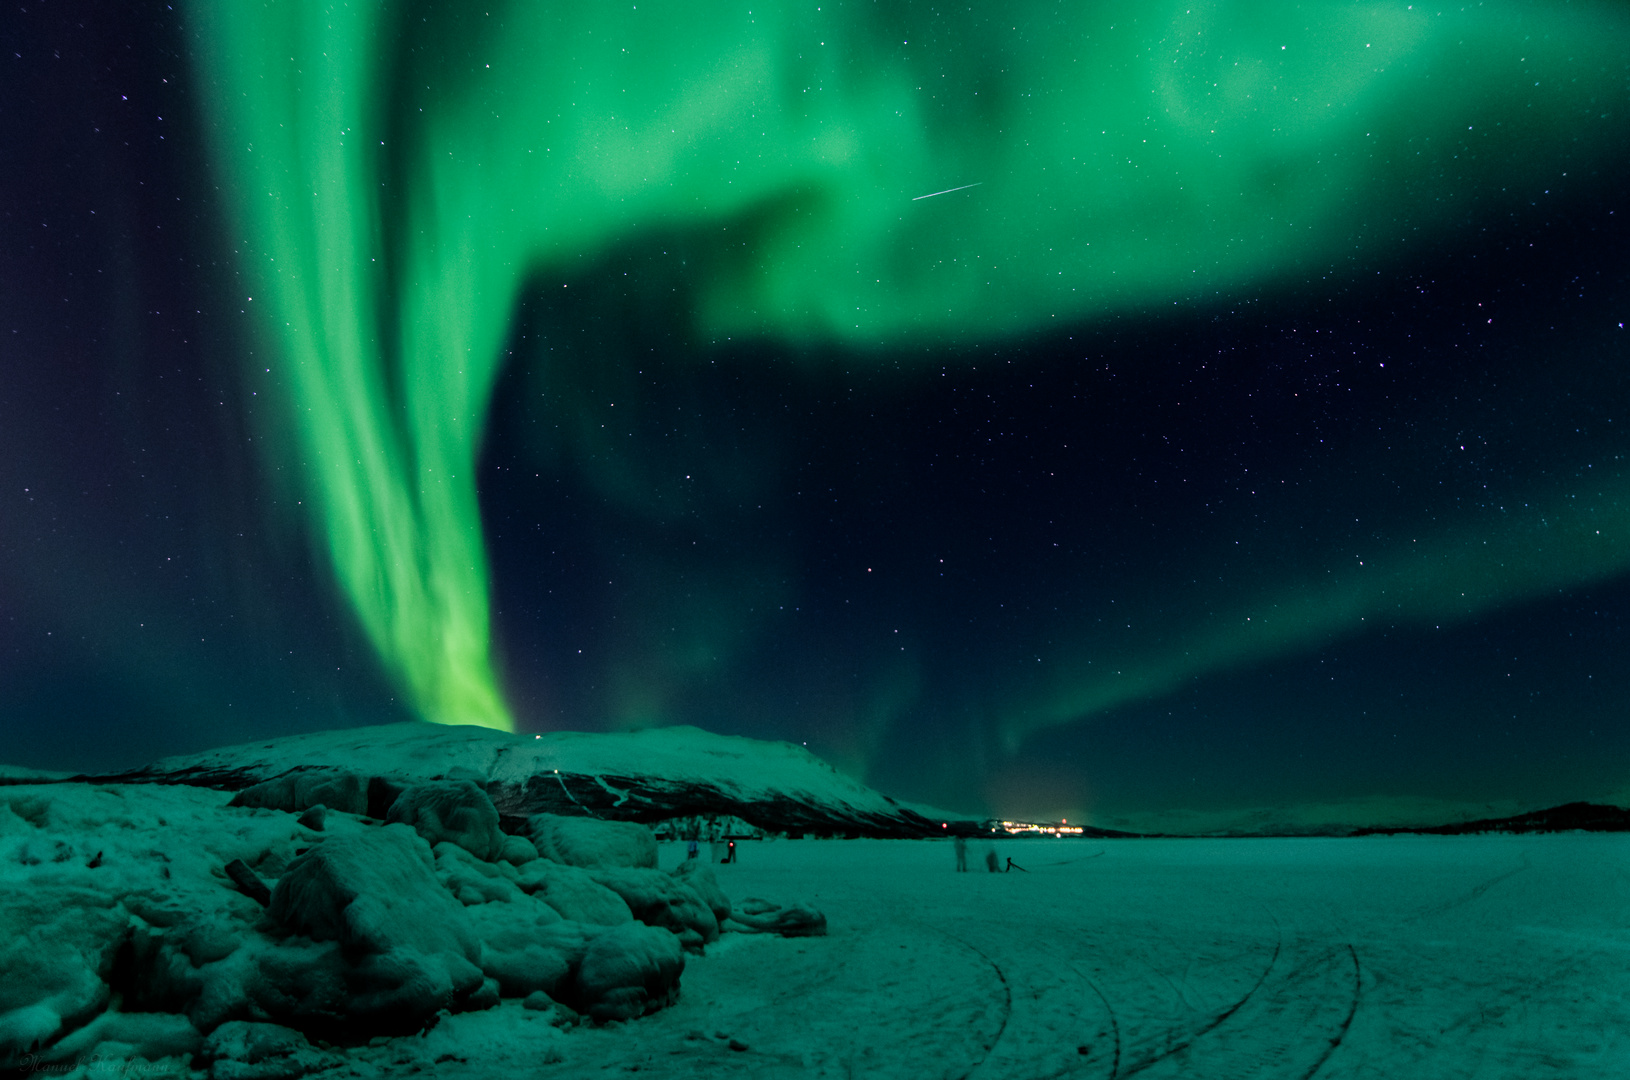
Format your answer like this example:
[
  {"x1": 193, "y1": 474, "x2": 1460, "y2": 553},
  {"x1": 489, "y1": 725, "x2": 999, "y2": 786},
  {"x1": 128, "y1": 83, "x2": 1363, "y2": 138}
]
[{"x1": 186, "y1": 0, "x2": 1627, "y2": 730}]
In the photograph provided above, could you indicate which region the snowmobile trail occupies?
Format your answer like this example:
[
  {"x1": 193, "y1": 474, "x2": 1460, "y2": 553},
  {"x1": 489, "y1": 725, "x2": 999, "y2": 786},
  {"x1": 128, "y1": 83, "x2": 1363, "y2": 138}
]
[
  {"x1": 933, "y1": 931, "x2": 1013, "y2": 1080},
  {"x1": 1300, "y1": 946, "x2": 1362, "y2": 1080},
  {"x1": 1069, "y1": 963, "x2": 1123, "y2": 1080},
  {"x1": 1117, "y1": 940, "x2": 1359, "y2": 1080},
  {"x1": 1409, "y1": 854, "x2": 1531, "y2": 922}
]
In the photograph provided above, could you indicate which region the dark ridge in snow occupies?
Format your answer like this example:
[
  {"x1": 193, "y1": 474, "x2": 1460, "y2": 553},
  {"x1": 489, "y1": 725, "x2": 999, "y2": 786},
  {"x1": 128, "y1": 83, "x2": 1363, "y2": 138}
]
[
  {"x1": 1352, "y1": 802, "x2": 1630, "y2": 836},
  {"x1": 53, "y1": 722, "x2": 970, "y2": 839}
]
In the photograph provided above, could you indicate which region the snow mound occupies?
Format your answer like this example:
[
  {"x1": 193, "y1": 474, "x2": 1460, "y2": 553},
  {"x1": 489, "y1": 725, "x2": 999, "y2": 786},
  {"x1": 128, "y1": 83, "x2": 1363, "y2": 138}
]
[
  {"x1": 571, "y1": 921, "x2": 685, "y2": 1022},
  {"x1": 228, "y1": 769, "x2": 367, "y2": 816},
  {"x1": 434, "y1": 841, "x2": 528, "y2": 905},
  {"x1": 468, "y1": 911, "x2": 586, "y2": 999},
  {"x1": 724, "y1": 897, "x2": 829, "y2": 937},
  {"x1": 589, "y1": 868, "x2": 720, "y2": 949},
  {"x1": 267, "y1": 824, "x2": 488, "y2": 1026},
  {"x1": 513, "y1": 858, "x2": 633, "y2": 926},
  {"x1": 387, "y1": 780, "x2": 503, "y2": 861},
  {"x1": 35, "y1": 1010, "x2": 200, "y2": 1070},
  {"x1": 499, "y1": 833, "x2": 540, "y2": 864},
  {"x1": 0, "y1": 888, "x2": 121, "y2": 1060},
  {"x1": 530, "y1": 812, "x2": 657, "y2": 869},
  {"x1": 198, "y1": 1020, "x2": 338, "y2": 1080},
  {"x1": 670, "y1": 860, "x2": 731, "y2": 925}
]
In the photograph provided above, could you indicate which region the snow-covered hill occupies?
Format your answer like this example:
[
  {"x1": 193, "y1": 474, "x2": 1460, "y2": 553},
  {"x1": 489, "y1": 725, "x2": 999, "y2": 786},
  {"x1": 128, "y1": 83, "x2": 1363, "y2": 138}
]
[{"x1": 82, "y1": 722, "x2": 965, "y2": 838}]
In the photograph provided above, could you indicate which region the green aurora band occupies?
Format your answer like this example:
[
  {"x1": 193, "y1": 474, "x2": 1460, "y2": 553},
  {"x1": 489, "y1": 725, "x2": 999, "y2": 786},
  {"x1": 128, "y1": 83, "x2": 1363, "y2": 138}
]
[
  {"x1": 1003, "y1": 454, "x2": 1630, "y2": 751},
  {"x1": 186, "y1": 0, "x2": 1628, "y2": 733}
]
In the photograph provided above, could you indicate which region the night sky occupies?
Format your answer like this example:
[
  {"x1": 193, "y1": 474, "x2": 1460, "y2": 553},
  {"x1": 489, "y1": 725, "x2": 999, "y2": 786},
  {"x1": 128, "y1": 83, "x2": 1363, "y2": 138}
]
[{"x1": 4, "y1": 0, "x2": 1629, "y2": 828}]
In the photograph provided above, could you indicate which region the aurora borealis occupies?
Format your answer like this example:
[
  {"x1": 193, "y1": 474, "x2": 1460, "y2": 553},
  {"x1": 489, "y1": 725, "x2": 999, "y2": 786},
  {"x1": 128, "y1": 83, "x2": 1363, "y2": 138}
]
[{"x1": 4, "y1": 0, "x2": 1629, "y2": 825}]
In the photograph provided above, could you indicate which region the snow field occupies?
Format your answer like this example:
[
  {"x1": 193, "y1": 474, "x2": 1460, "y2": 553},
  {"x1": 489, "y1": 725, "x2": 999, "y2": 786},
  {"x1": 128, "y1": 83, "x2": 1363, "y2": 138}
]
[{"x1": 560, "y1": 834, "x2": 1630, "y2": 1078}]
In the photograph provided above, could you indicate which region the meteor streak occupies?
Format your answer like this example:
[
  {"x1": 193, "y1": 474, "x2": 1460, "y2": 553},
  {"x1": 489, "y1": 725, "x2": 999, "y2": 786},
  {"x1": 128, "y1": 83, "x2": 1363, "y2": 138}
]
[{"x1": 911, "y1": 182, "x2": 983, "y2": 201}]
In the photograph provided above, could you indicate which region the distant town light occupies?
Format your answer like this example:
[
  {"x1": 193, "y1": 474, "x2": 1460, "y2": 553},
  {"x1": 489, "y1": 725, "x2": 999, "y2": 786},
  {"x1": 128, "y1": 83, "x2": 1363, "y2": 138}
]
[{"x1": 996, "y1": 819, "x2": 1084, "y2": 836}]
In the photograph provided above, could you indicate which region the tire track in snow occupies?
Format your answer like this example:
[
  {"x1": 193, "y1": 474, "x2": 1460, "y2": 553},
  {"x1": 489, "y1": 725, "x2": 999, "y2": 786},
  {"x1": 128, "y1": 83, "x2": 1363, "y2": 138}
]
[
  {"x1": 1032, "y1": 849, "x2": 1107, "y2": 869},
  {"x1": 933, "y1": 929, "x2": 1014, "y2": 1080},
  {"x1": 1068, "y1": 962, "x2": 1122, "y2": 1080},
  {"x1": 1117, "y1": 941, "x2": 1362, "y2": 1079},
  {"x1": 1118, "y1": 933, "x2": 1283, "y2": 1077},
  {"x1": 1299, "y1": 944, "x2": 1361, "y2": 1080},
  {"x1": 1409, "y1": 854, "x2": 1530, "y2": 922},
  {"x1": 1435, "y1": 944, "x2": 1594, "y2": 1042}
]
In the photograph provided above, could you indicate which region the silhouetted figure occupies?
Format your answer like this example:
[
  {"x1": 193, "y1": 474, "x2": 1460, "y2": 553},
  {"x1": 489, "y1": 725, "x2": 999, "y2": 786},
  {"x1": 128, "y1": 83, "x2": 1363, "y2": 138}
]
[
  {"x1": 1005, "y1": 857, "x2": 1028, "y2": 873},
  {"x1": 687, "y1": 838, "x2": 699, "y2": 860},
  {"x1": 725, "y1": 840, "x2": 737, "y2": 864},
  {"x1": 954, "y1": 835, "x2": 968, "y2": 872},
  {"x1": 985, "y1": 846, "x2": 1000, "y2": 873}
]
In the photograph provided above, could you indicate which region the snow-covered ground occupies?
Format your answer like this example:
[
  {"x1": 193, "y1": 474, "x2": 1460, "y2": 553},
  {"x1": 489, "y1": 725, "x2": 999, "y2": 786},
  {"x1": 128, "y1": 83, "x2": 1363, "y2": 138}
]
[
  {"x1": 316, "y1": 834, "x2": 1630, "y2": 1078},
  {"x1": 593, "y1": 835, "x2": 1630, "y2": 1079}
]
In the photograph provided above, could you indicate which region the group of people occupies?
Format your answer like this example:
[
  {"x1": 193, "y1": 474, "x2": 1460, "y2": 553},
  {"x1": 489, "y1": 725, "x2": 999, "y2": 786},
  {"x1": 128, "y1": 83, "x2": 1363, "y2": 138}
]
[
  {"x1": 685, "y1": 834, "x2": 737, "y2": 864},
  {"x1": 678, "y1": 827, "x2": 1021, "y2": 872},
  {"x1": 953, "y1": 834, "x2": 1023, "y2": 873}
]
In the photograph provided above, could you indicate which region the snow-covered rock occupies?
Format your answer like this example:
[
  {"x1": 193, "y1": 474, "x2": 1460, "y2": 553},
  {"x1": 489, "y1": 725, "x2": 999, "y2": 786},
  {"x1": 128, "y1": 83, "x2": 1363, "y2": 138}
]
[
  {"x1": 499, "y1": 833, "x2": 540, "y2": 865},
  {"x1": 513, "y1": 859, "x2": 633, "y2": 926},
  {"x1": 571, "y1": 921, "x2": 685, "y2": 1022},
  {"x1": 434, "y1": 842, "x2": 528, "y2": 906},
  {"x1": 35, "y1": 1009, "x2": 201, "y2": 1069},
  {"x1": 228, "y1": 769, "x2": 367, "y2": 816},
  {"x1": 724, "y1": 897, "x2": 828, "y2": 937},
  {"x1": 0, "y1": 887, "x2": 121, "y2": 1060},
  {"x1": 468, "y1": 911, "x2": 586, "y2": 999},
  {"x1": 670, "y1": 860, "x2": 731, "y2": 925},
  {"x1": 267, "y1": 824, "x2": 488, "y2": 1026},
  {"x1": 197, "y1": 1020, "x2": 338, "y2": 1080},
  {"x1": 589, "y1": 867, "x2": 719, "y2": 948},
  {"x1": 130, "y1": 914, "x2": 350, "y2": 1033},
  {"x1": 387, "y1": 780, "x2": 504, "y2": 861}
]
